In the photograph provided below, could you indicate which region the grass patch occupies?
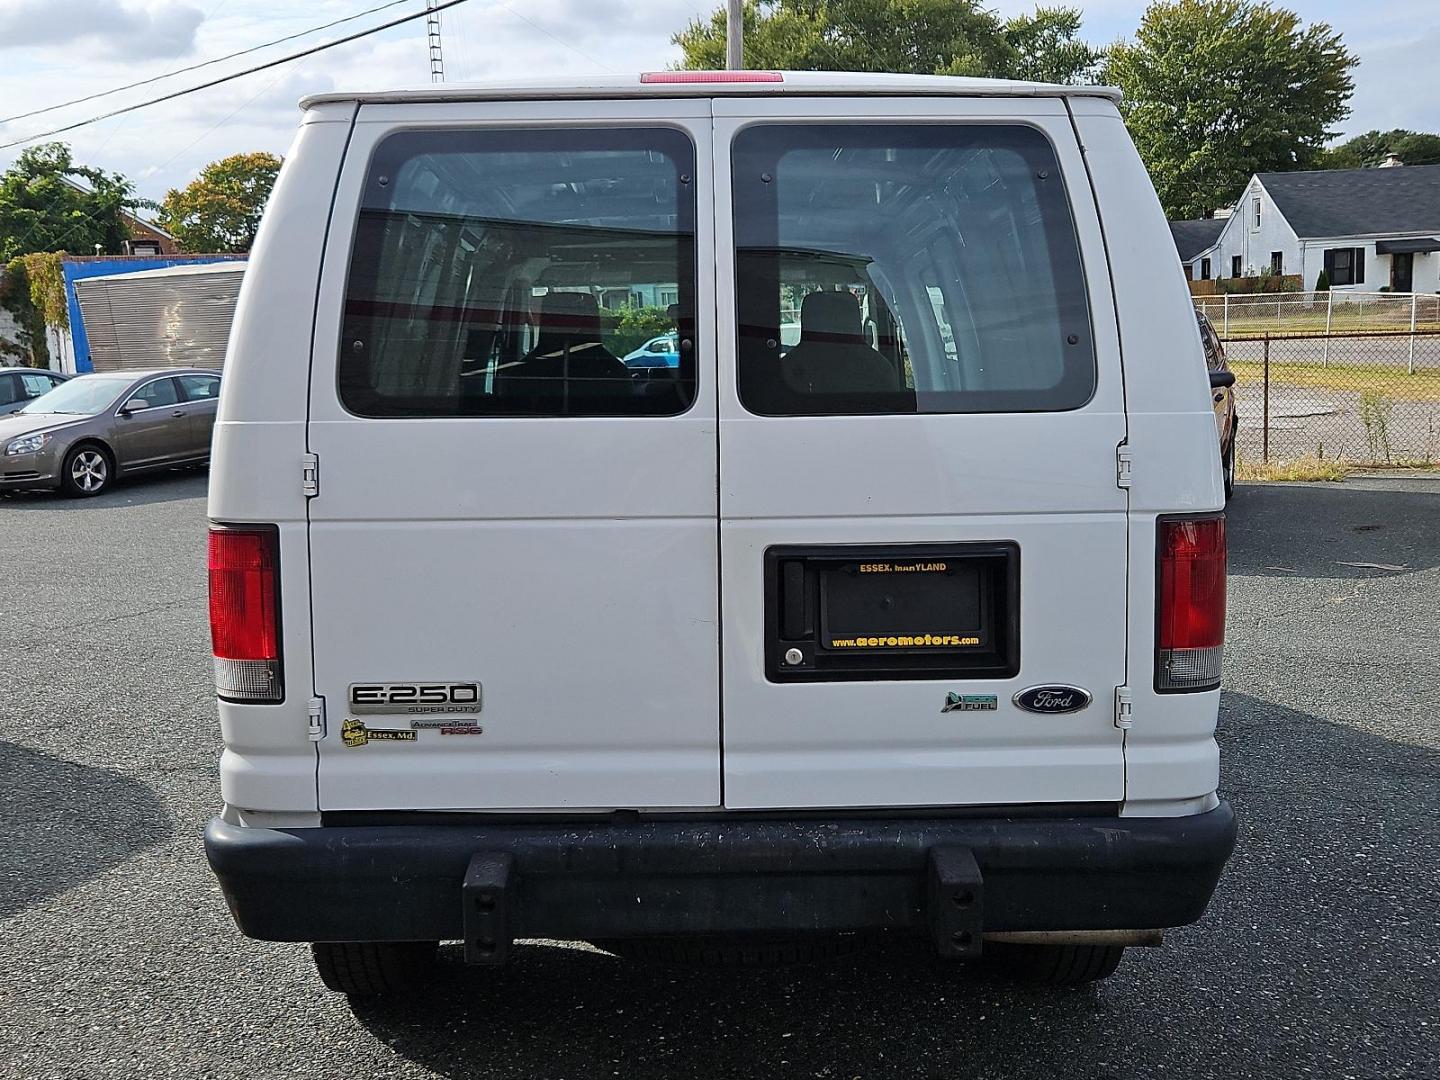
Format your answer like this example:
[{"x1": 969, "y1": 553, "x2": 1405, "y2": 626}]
[
  {"x1": 1230, "y1": 360, "x2": 1440, "y2": 401},
  {"x1": 1220, "y1": 318, "x2": 1440, "y2": 338},
  {"x1": 1236, "y1": 455, "x2": 1352, "y2": 482}
]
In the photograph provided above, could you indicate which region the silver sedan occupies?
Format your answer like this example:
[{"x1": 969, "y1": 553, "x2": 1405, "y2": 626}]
[{"x1": 0, "y1": 368, "x2": 221, "y2": 497}]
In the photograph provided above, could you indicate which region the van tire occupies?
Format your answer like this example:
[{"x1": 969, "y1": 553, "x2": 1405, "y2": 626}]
[
  {"x1": 593, "y1": 933, "x2": 879, "y2": 967},
  {"x1": 977, "y1": 942, "x2": 1126, "y2": 986},
  {"x1": 310, "y1": 941, "x2": 438, "y2": 996}
]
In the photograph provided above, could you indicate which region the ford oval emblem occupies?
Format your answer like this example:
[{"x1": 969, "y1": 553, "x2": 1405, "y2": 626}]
[{"x1": 1013, "y1": 685, "x2": 1092, "y2": 714}]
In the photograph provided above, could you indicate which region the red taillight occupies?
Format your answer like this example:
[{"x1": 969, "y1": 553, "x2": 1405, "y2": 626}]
[
  {"x1": 1156, "y1": 514, "x2": 1226, "y2": 692},
  {"x1": 208, "y1": 526, "x2": 283, "y2": 702},
  {"x1": 640, "y1": 70, "x2": 784, "y2": 83}
]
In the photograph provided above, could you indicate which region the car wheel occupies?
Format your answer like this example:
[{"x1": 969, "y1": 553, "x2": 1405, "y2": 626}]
[
  {"x1": 975, "y1": 942, "x2": 1125, "y2": 986},
  {"x1": 61, "y1": 444, "x2": 112, "y2": 497},
  {"x1": 310, "y1": 941, "x2": 438, "y2": 996},
  {"x1": 1222, "y1": 436, "x2": 1236, "y2": 501}
]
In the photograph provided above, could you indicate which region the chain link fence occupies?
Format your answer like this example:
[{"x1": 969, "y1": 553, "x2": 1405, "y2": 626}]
[
  {"x1": 1196, "y1": 291, "x2": 1440, "y2": 338},
  {"x1": 1221, "y1": 330, "x2": 1440, "y2": 467}
]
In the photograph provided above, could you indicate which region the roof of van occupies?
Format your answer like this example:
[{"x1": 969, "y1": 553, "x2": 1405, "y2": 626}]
[{"x1": 300, "y1": 71, "x2": 1122, "y2": 109}]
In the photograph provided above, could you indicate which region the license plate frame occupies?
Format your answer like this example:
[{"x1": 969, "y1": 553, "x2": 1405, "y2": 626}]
[{"x1": 764, "y1": 542, "x2": 1020, "y2": 682}]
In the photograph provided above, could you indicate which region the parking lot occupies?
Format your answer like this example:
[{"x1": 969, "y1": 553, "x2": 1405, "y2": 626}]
[{"x1": 1, "y1": 473, "x2": 1436, "y2": 1080}]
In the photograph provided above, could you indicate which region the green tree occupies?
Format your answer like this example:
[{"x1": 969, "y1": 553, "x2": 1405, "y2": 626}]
[
  {"x1": 608, "y1": 304, "x2": 673, "y2": 357},
  {"x1": 0, "y1": 143, "x2": 136, "y2": 262},
  {"x1": 1106, "y1": 0, "x2": 1356, "y2": 219},
  {"x1": 1319, "y1": 129, "x2": 1440, "y2": 169},
  {"x1": 1003, "y1": 7, "x2": 1105, "y2": 84},
  {"x1": 673, "y1": 1, "x2": 1100, "y2": 83},
  {"x1": 0, "y1": 252, "x2": 67, "y2": 366},
  {"x1": 158, "y1": 151, "x2": 282, "y2": 253}
]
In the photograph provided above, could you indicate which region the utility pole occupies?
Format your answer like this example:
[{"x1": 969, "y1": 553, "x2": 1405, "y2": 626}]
[
  {"x1": 726, "y1": 0, "x2": 743, "y2": 69},
  {"x1": 426, "y1": 0, "x2": 445, "y2": 83}
]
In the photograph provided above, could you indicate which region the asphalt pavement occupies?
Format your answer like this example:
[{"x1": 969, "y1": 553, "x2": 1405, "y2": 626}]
[{"x1": 1, "y1": 471, "x2": 1436, "y2": 1079}]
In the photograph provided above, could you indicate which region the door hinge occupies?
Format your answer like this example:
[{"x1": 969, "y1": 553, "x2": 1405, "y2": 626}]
[
  {"x1": 307, "y1": 696, "x2": 326, "y2": 741},
  {"x1": 1114, "y1": 686, "x2": 1134, "y2": 730},
  {"x1": 301, "y1": 453, "x2": 319, "y2": 497},
  {"x1": 1116, "y1": 446, "x2": 1134, "y2": 489}
]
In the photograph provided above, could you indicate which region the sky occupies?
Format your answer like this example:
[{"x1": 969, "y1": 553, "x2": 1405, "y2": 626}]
[{"x1": 0, "y1": 0, "x2": 1438, "y2": 204}]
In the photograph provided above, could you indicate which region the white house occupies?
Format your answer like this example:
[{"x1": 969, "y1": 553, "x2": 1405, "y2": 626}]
[{"x1": 1171, "y1": 162, "x2": 1440, "y2": 293}]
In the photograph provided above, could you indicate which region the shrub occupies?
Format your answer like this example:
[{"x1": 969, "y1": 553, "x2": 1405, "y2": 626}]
[
  {"x1": 607, "y1": 304, "x2": 674, "y2": 356},
  {"x1": 0, "y1": 252, "x2": 65, "y2": 367},
  {"x1": 1359, "y1": 391, "x2": 1394, "y2": 463}
]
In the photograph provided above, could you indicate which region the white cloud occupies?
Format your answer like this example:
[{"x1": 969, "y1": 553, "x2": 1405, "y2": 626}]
[
  {"x1": 0, "y1": 1, "x2": 704, "y2": 198},
  {"x1": 0, "y1": 0, "x2": 204, "y2": 59},
  {"x1": 0, "y1": 1, "x2": 1437, "y2": 203},
  {"x1": 1341, "y1": 29, "x2": 1440, "y2": 139}
]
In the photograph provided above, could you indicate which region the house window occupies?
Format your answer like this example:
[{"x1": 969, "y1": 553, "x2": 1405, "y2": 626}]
[
  {"x1": 1201, "y1": 257, "x2": 1212, "y2": 281},
  {"x1": 1231, "y1": 255, "x2": 1243, "y2": 278},
  {"x1": 1252, "y1": 199, "x2": 1261, "y2": 228},
  {"x1": 1270, "y1": 251, "x2": 1283, "y2": 274},
  {"x1": 1324, "y1": 247, "x2": 1366, "y2": 287}
]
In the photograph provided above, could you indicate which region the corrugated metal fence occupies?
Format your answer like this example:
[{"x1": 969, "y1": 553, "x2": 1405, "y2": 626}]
[{"x1": 73, "y1": 264, "x2": 245, "y2": 371}]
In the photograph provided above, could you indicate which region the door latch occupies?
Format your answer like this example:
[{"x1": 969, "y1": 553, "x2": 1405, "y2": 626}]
[
  {"x1": 301, "y1": 453, "x2": 319, "y2": 497},
  {"x1": 307, "y1": 697, "x2": 326, "y2": 741},
  {"x1": 1114, "y1": 686, "x2": 1134, "y2": 730}
]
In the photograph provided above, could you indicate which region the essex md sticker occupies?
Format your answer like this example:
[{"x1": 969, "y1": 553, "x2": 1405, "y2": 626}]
[{"x1": 341, "y1": 718, "x2": 418, "y2": 748}]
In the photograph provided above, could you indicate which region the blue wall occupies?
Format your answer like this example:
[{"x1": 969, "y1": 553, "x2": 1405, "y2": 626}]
[{"x1": 63, "y1": 255, "x2": 246, "y2": 372}]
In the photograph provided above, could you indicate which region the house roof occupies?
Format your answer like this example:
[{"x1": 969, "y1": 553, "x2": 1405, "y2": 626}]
[
  {"x1": 58, "y1": 176, "x2": 176, "y2": 240},
  {"x1": 1168, "y1": 218, "x2": 1227, "y2": 261},
  {"x1": 1256, "y1": 164, "x2": 1440, "y2": 239},
  {"x1": 123, "y1": 212, "x2": 176, "y2": 240},
  {"x1": 301, "y1": 71, "x2": 1123, "y2": 109}
]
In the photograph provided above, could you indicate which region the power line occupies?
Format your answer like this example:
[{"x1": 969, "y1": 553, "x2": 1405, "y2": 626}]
[
  {"x1": 0, "y1": 0, "x2": 474, "y2": 152},
  {"x1": 0, "y1": 0, "x2": 413, "y2": 127},
  {"x1": 495, "y1": 2, "x2": 614, "y2": 73}
]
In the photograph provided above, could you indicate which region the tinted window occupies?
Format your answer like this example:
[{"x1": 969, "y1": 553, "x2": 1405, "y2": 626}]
[
  {"x1": 18, "y1": 375, "x2": 131, "y2": 415},
  {"x1": 1196, "y1": 315, "x2": 1222, "y2": 370},
  {"x1": 19, "y1": 372, "x2": 55, "y2": 398},
  {"x1": 133, "y1": 378, "x2": 180, "y2": 408},
  {"x1": 0, "y1": 374, "x2": 17, "y2": 407},
  {"x1": 179, "y1": 374, "x2": 220, "y2": 400},
  {"x1": 339, "y1": 128, "x2": 697, "y2": 418},
  {"x1": 733, "y1": 125, "x2": 1095, "y2": 416}
]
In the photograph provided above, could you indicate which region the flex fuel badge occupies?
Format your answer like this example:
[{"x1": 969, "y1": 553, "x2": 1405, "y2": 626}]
[
  {"x1": 942, "y1": 692, "x2": 998, "y2": 713},
  {"x1": 341, "y1": 718, "x2": 418, "y2": 747}
]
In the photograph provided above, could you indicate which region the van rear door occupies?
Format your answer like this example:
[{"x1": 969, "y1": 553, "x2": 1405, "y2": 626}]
[
  {"x1": 306, "y1": 100, "x2": 720, "y2": 810},
  {"x1": 713, "y1": 97, "x2": 1129, "y2": 809}
]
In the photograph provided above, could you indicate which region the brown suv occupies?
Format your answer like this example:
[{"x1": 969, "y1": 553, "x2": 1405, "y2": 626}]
[{"x1": 1197, "y1": 312, "x2": 1237, "y2": 498}]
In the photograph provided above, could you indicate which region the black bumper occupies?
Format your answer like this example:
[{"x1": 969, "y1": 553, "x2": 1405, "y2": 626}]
[{"x1": 205, "y1": 803, "x2": 1235, "y2": 954}]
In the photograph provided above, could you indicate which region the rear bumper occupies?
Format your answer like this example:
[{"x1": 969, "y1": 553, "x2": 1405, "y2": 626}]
[{"x1": 205, "y1": 803, "x2": 1236, "y2": 950}]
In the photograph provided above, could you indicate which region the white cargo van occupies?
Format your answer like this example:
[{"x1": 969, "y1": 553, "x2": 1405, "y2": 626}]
[{"x1": 204, "y1": 72, "x2": 1235, "y2": 995}]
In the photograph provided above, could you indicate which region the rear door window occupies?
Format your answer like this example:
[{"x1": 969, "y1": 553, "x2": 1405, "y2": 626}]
[
  {"x1": 732, "y1": 124, "x2": 1095, "y2": 416},
  {"x1": 178, "y1": 374, "x2": 221, "y2": 400},
  {"x1": 133, "y1": 377, "x2": 180, "y2": 408},
  {"x1": 338, "y1": 127, "x2": 697, "y2": 418}
]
